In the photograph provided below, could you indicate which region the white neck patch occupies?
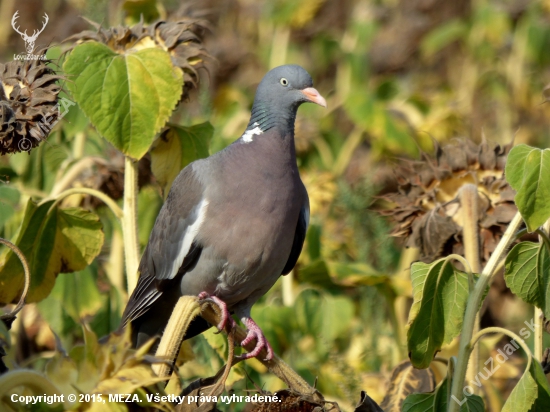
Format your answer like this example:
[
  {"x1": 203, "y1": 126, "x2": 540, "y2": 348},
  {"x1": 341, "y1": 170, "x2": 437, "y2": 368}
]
[{"x1": 242, "y1": 122, "x2": 263, "y2": 143}]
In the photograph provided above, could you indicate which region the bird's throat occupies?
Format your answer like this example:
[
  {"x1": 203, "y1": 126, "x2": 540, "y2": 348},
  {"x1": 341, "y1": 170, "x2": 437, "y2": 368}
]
[{"x1": 246, "y1": 103, "x2": 297, "y2": 138}]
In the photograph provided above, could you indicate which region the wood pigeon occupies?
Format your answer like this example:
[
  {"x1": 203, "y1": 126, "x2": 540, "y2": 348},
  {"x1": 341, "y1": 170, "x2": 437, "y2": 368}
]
[{"x1": 119, "y1": 64, "x2": 326, "y2": 360}]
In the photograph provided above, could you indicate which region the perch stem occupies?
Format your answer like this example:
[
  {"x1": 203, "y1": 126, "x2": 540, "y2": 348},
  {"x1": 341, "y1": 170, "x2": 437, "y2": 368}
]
[
  {"x1": 153, "y1": 296, "x2": 202, "y2": 378},
  {"x1": 154, "y1": 295, "x2": 317, "y2": 396},
  {"x1": 200, "y1": 304, "x2": 316, "y2": 394}
]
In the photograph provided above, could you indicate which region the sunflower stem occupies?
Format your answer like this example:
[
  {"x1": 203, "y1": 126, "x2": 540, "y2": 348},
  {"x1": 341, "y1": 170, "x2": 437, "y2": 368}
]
[
  {"x1": 200, "y1": 303, "x2": 316, "y2": 394},
  {"x1": 269, "y1": 25, "x2": 290, "y2": 69},
  {"x1": 449, "y1": 211, "x2": 523, "y2": 412},
  {"x1": 155, "y1": 297, "x2": 316, "y2": 395},
  {"x1": 153, "y1": 296, "x2": 202, "y2": 378},
  {"x1": 534, "y1": 219, "x2": 550, "y2": 362},
  {"x1": 534, "y1": 306, "x2": 544, "y2": 362},
  {"x1": 459, "y1": 184, "x2": 481, "y2": 395},
  {"x1": 72, "y1": 131, "x2": 86, "y2": 160},
  {"x1": 105, "y1": 228, "x2": 126, "y2": 296},
  {"x1": 122, "y1": 156, "x2": 140, "y2": 294},
  {"x1": 281, "y1": 271, "x2": 295, "y2": 306},
  {"x1": 459, "y1": 184, "x2": 481, "y2": 274}
]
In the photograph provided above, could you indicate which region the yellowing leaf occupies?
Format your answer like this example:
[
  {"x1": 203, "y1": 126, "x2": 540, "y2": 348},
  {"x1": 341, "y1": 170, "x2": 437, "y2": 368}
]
[
  {"x1": 0, "y1": 200, "x2": 104, "y2": 304},
  {"x1": 64, "y1": 42, "x2": 183, "y2": 160},
  {"x1": 380, "y1": 360, "x2": 435, "y2": 411},
  {"x1": 501, "y1": 366, "x2": 538, "y2": 412}
]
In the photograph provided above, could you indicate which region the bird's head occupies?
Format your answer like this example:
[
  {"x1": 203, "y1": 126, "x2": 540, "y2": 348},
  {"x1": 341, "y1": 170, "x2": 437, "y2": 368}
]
[
  {"x1": 246, "y1": 65, "x2": 326, "y2": 135},
  {"x1": 255, "y1": 64, "x2": 327, "y2": 110}
]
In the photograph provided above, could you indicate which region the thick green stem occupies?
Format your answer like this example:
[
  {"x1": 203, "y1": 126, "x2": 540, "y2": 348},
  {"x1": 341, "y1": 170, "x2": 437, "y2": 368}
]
[
  {"x1": 123, "y1": 156, "x2": 140, "y2": 294},
  {"x1": 449, "y1": 212, "x2": 523, "y2": 412}
]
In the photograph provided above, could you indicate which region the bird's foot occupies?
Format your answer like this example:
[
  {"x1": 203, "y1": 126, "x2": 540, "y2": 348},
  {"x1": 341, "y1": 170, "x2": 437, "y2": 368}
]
[
  {"x1": 198, "y1": 292, "x2": 236, "y2": 332},
  {"x1": 240, "y1": 317, "x2": 274, "y2": 361}
]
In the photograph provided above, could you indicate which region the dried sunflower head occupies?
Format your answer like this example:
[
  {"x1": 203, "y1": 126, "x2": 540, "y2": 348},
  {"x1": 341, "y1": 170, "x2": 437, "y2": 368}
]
[
  {"x1": 0, "y1": 57, "x2": 62, "y2": 155},
  {"x1": 65, "y1": 17, "x2": 210, "y2": 98},
  {"x1": 381, "y1": 138, "x2": 517, "y2": 264}
]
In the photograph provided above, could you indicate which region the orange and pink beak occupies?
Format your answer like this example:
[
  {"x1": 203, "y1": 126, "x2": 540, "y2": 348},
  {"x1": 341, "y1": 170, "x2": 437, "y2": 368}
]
[{"x1": 301, "y1": 87, "x2": 327, "y2": 108}]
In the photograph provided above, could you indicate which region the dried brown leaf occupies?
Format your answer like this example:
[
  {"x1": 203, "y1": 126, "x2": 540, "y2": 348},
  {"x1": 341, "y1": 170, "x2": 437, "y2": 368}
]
[{"x1": 379, "y1": 360, "x2": 435, "y2": 411}]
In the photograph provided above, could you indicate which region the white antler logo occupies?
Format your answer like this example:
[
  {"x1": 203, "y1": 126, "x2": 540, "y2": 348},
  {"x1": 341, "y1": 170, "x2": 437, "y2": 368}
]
[{"x1": 11, "y1": 11, "x2": 49, "y2": 54}]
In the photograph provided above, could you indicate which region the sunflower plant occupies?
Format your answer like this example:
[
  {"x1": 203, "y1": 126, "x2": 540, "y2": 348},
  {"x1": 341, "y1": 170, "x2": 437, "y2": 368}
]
[{"x1": 381, "y1": 139, "x2": 550, "y2": 411}]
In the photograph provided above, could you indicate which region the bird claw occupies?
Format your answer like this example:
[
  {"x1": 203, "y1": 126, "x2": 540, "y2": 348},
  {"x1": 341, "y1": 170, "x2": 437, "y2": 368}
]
[
  {"x1": 197, "y1": 293, "x2": 273, "y2": 360},
  {"x1": 197, "y1": 292, "x2": 236, "y2": 332},
  {"x1": 239, "y1": 318, "x2": 274, "y2": 361}
]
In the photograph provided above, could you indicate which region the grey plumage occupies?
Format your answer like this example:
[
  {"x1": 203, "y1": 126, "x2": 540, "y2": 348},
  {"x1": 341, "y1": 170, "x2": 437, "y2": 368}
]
[{"x1": 120, "y1": 64, "x2": 326, "y2": 358}]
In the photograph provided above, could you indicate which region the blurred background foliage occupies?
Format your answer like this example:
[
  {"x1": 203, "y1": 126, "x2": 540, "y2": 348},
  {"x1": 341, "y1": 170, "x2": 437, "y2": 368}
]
[{"x1": 2, "y1": 0, "x2": 550, "y2": 410}]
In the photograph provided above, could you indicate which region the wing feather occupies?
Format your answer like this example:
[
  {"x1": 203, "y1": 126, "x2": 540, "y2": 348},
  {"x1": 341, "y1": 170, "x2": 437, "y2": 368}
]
[
  {"x1": 281, "y1": 198, "x2": 310, "y2": 275},
  {"x1": 120, "y1": 166, "x2": 206, "y2": 326}
]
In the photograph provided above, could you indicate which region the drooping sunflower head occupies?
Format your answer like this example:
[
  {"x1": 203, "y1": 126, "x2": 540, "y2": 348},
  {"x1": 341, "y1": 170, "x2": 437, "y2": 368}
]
[
  {"x1": 0, "y1": 57, "x2": 63, "y2": 155},
  {"x1": 381, "y1": 138, "x2": 517, "y2": 264},
  {"x1": 65, "y1": 17, "x2": 210, "y2": 99}
]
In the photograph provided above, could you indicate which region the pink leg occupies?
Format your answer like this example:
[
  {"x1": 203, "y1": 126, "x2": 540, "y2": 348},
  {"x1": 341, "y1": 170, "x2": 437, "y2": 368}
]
[
  {"x1": 240, "y1": 317, "x2": 274, "y2": 361},
  {"x1": 198, "y1": 292, "x2": 236, "y2": 332}
]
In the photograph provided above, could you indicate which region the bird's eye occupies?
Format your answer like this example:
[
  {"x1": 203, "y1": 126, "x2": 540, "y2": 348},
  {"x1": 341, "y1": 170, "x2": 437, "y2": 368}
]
[{"x1": 280, "y1": 78, "x2": 289, "y2": 86}]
